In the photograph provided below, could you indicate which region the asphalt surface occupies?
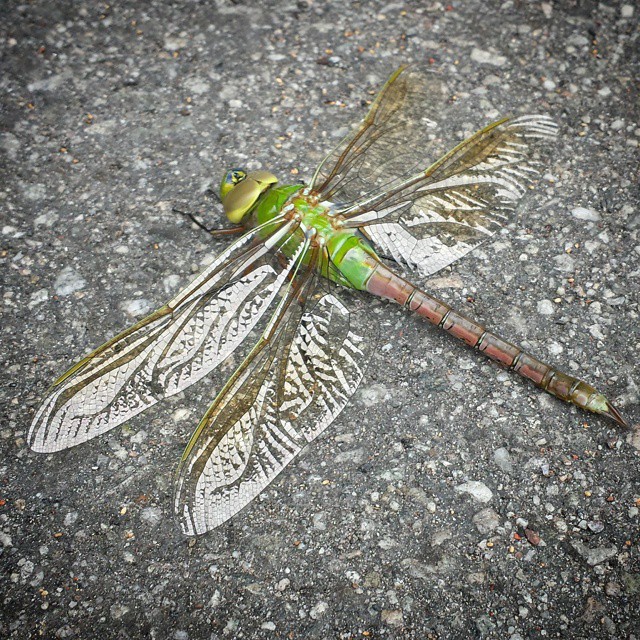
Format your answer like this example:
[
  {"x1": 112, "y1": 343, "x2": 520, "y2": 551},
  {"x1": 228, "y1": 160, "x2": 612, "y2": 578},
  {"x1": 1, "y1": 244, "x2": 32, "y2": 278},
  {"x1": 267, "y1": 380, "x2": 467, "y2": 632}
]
[{"x1": 1, "y1": 1, "x2": 639, "y2": 638}]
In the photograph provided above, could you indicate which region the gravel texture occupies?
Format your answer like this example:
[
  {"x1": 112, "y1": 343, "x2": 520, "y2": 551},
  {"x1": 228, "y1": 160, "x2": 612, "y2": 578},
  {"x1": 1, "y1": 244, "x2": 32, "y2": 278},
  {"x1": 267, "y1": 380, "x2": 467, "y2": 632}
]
[{"x1": 1, "y1": 1, "x2": 639, "y2": 638}]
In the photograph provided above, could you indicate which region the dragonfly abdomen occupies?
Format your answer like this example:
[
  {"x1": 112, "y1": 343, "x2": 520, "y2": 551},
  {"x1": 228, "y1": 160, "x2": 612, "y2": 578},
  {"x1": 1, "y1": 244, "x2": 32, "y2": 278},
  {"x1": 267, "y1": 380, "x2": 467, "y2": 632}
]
[{"x1": 365, "y1": 261, "x2": 627, "y2": 427}]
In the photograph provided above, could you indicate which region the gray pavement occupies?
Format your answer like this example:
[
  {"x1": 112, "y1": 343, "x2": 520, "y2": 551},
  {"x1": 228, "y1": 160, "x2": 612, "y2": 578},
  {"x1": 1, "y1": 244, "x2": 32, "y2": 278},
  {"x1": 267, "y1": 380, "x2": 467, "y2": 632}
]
[{"x1": 1, "y1": 1, "x2": 638, "y2": 638}]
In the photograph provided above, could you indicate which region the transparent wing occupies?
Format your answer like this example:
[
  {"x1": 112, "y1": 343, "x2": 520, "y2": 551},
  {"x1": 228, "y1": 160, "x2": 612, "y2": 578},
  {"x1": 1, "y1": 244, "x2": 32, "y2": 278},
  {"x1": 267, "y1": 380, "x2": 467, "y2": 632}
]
[
  {"x1": 28, "y1": 216, "x2": 307, "y2": 453},
  {"x1": 343, "y1": 114, "x2": 558, "y2": 276},
  {"x1": 309, "y1": 65, "x2": 450, "y2": 204},
  {"x1": 174, "y1": 251, "x2": 377, "y2": 535}
]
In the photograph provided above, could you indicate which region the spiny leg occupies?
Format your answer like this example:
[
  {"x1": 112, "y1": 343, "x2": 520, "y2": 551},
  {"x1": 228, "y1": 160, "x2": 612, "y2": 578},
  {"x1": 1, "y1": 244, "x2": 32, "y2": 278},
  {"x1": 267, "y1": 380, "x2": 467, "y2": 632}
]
[{"x1": 172, "y1": 206, "x2": 244, "y2": 237}]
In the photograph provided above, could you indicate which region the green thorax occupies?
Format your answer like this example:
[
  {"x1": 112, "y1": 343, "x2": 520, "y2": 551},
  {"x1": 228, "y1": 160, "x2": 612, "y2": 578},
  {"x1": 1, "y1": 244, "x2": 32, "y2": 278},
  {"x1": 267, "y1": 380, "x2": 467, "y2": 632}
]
[{"x1": 247, "y1": 184, "x2": 380, "y2": 291}]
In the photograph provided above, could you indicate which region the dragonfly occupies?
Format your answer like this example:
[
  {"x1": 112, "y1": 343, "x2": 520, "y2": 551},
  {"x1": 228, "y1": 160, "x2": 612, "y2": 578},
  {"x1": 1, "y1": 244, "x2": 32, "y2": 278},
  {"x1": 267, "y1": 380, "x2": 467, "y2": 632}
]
[{"x1": 29, "y1": 66, "x2": 627, "y2": 536}]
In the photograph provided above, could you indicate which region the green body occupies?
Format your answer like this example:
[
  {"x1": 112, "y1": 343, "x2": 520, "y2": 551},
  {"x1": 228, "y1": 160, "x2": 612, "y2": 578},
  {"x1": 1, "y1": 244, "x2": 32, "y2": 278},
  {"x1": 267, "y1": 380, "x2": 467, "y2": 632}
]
[{"x1": 249, "y1": 184, "x2": 380, "y2": 291}]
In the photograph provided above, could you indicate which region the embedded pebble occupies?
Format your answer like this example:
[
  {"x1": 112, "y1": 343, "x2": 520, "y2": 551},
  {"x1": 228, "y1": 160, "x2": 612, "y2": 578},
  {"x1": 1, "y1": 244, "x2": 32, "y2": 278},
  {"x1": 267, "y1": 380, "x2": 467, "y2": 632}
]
[
  {"x1": 245, "y1": 583, "x2": 262, "y2": 595},
  {"x1": 1, "y1": 132, "x2": 20, "y2": 159},
  {"x1": 627, "y1": 429, "x2": 640, "y2": 451},
  {"x1": 381, "y1": 609, "x2": 404, "y2": 627},
  {"x1": 184, "y1": 78, "x2": 211, "y2": 95},
  {"x1": 493, "y1": 448, "x2": 513, "y2": 473},
  {"x1": 312, "y1": 512, "x2": 327, "y2": 531},
  {"x1": 140, "y1": 507, "x2": 163, "y2": 526},
  {"x1": 276, "y1": 579, "x2": 290, "y2": 592},
  {"x1": 334, "y1": 447, "x2": 365, "y2": 464},
  {"x1": 378, "y1": 537, "x2": 398, "y2": 550},
  {"x1": 163, "y1": 274, "x2": 182, "y2": 293},
  {"x1": 455, "y1": 481, "x2": 493, "y2": 503},
  {"x1": 553, "y1": 254, "x2": 576, "y2": 272},
  {"x1": 28, "y1": 74, "x2": 68, "y2": 92},
  {"x1": 364, "y1": 571, "x2": 381, "y2": 588},
  {"x1": 568, "y1": 34, "x2": 589, "y2": 47},
  {"x1": 130, "y1": 429, "x2": 148, "y2": 444},
  {"x1": 358, "y1": 384, "x2": 391, "y2": 406},
  {"x1": 309, "y1": 601, "x2": 328, "y2": 620},
  {"x1": 470, "y1": 48, "x2": 507, "y2": 66},
  {"x1": 548, "y1": 341, "x2": 564, "y2": 355},
  {"x1": 431, "y1": 528, "x2": 452, "y2": 546},
  {"x1": 110, "y1": 604, "x2": 130, "y2": 619},
  {"x1": 571, "y1": 207, "x2": 601, "y2": 222},
  {"x1": 28, "y1": 289, "x2": 49, "y2": 309},
  {"x1": 164, "y1": 36, "x2": 187, "y2": 51},
  {"x1": 472, "y1": 508, "x2": 501, "y2": 534},
  {"x1": 172, "y1": 408, "x2": 191, "y2": 424},
  {"x1": 34, "y1": 211, "x2": 58, "y2": 226},
  {"x1": 537, "y1": 299, "x2": 555, "y2": 315},
  {"x1": 54, "y1": 267, "x2": 86, "y2": 296},
  {"x1": 20, "y1": 560, "x2": 34, "y2": 581},
  {"x1": 589, "y1": 301, "x2": 602, "y2": 315},
  {"x1": 121, "y1": 298, "x2": 153, "y2": 317},
  {"x1": 588, "y1": 521, "x2": 604, "y2": 533},
  {"x1": 570, "y1": 541, "x2": 618, "y2": 566}
]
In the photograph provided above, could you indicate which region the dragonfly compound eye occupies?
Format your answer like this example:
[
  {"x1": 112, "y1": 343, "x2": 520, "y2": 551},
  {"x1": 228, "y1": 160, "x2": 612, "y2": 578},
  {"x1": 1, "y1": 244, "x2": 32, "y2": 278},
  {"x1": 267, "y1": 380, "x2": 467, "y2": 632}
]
[
  {"x1": 221, "y1": 170, "x2": 278, "y2": 224},
  {"x1": 220, "y1": 168, "x2": 247, "y2": 200}
]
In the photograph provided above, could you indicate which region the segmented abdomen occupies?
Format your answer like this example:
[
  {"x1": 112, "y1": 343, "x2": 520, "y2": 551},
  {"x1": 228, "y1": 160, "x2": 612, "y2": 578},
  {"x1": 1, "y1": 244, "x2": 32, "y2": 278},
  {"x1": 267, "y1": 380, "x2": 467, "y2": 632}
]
[{"x1": 365, "y1": 260, "x2": 626, "y2": 426}]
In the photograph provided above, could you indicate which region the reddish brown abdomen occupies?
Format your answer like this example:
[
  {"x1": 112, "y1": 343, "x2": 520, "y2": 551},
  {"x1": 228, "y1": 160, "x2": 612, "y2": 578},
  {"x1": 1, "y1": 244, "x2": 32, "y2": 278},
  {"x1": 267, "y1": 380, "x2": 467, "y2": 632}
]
[{"x1": 364, "y1": 260, "x2": 626, "y2": 426}]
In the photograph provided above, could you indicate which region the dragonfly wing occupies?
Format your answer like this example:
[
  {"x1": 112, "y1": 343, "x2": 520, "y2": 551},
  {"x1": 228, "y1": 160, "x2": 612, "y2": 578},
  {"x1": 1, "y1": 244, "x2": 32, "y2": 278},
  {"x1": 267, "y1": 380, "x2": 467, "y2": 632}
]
[
  {"x1": 310, "y1": 66, "x2": 449, "y2": 204},
  {"x1": 346, "y1": 115, "x2": 558, "y2": 276},
  {"x1": 175, "y1": 265, "x2": 377, "y2": 535},
  {"x1": 29, "y1": 216, "x2": 305, "y2": 453}
]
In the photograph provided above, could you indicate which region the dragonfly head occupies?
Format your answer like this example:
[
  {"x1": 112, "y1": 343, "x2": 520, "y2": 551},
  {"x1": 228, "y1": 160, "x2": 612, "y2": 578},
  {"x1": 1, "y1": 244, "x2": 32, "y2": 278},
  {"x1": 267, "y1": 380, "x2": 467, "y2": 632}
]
[{"x1": 220, "y1": 168, "x2": 278, "y2": 223}]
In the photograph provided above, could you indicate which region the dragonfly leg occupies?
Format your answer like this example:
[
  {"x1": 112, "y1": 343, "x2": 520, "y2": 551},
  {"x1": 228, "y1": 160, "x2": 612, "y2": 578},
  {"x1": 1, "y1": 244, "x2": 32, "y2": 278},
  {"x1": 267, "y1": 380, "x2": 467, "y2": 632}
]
[
  {"x1": 172, "y1": 207, "x2": 244, "y2": 237},
  {"x1": 367, "y1": 264, "x2": 628, "y2": 427}
]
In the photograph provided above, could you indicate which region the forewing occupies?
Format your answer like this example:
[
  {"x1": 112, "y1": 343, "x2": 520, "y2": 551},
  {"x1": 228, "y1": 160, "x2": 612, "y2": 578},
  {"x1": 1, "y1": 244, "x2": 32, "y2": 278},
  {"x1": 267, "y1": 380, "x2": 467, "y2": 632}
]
[
  {"x1": 175, "y1": 267, "x2": 376, "y2": 535},
  {"x1": 29, "y1": 216, "x2": 305, "y2": 452},
  {"x1": 345, "y1": 115, "x2": 558, "y2": 276},
  {"x1": 310, "y1": 66, "x2": 449, "y2": 204}
]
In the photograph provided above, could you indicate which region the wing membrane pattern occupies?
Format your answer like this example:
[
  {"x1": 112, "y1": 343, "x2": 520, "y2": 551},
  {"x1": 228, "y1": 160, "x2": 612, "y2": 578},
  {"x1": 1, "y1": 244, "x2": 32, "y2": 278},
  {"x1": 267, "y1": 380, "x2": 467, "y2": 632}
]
[
  {"x1": 343, "y1": 114, "x2": 558, "y2": 276},
  {"x1": 310, "y1": 66, "x2": 449, "y2": 205},
  {"x1": 175, "y1": 258, "x2": 376, "y2": 535},
  {"x1": 28, "y1": 216, "x2": 305, "y2": 452}
]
